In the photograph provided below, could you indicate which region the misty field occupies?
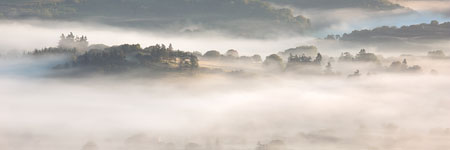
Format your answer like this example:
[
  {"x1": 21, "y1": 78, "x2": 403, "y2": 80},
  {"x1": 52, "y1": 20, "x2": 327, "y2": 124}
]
[{"x1": 2, "y1": 66, "x2": 450, "y2": 150}]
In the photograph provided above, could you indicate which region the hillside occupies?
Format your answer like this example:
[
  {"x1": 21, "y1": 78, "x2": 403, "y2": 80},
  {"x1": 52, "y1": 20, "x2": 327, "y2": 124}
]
[
  {"x1": 334, "y1": 21, "x2": 450, "y2": 43},
  {"x1": 264, "y1": 0, "x2": 403, "y2": 10},
  {"x1": 0, "y1": 0, "x2": 311, "y2": 38}
]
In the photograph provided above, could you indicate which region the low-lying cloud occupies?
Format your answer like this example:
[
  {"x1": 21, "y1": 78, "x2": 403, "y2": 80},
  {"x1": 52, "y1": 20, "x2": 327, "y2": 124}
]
[
  {"x1": 1, "y1": 64, "x2": 450, "y2": 150},
  {"x1": 0, "y1": 20, "x2": 314, "y2": 57}
]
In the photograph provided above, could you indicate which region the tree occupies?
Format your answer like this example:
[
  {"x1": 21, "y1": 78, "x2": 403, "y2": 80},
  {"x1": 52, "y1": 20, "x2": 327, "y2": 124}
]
[
  {"x1": 355, "y1": 49, "x2": 378, "y2": 62},
  {"x1": 388, "y1": 59, "x2": 421, "y2": 72},
  {"x1": 225, "y1": 49, "x2": 239, "y2": 58},
  {"x1": 190, "y1": 55, "x2": 199, "y2": 69},
  {"x1": 389, "y1": 61, "x2": 403, "y2": 71},
  {"x1": 264, "y1": 54, "x2": 283, "y2": 69},
  {"x1": 339, "y1": 52, "x2": 354, "y2": 62},
  {"x1": 168, "y1": 44, "x2": 174, "y2": 51},
  {"x1": 278, "y1": 46, "x2": 318, "y2": 58},
  {"x1": 348, "y1": 69, "x2": 361, "y2": 78},
  {"x1": 314, "y1": 53, "x2": 322, "y2": 65},
  {"x1": 325, "y1": 62, "x2": 333, "y2": 74},
  {"x1": 58, "y1": 32, "x2": 88, "y2": 51},
  {"x1": 252, "y1": 54, "x2": 262, "y2": 62},
  {"x1": 325, "y1": 35, "x2": 336, "y2": 40},
  {"x1": 428, "y1": 50, "x2": 446, "y2": 58},
  {"x1": 203, "y1": 50, "x2": 221, "y2": 59},
  {"x1": 408, "y1": 65, "x2": 422, "y2": 72},
  {"x1": 431, "y1": 20, "x2": 439, "y2": 26}
]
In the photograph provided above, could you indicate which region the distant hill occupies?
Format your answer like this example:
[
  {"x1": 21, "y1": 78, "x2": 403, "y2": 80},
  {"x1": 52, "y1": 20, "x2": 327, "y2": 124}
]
[
  {"x1": 264, "y1": 0, "x2": 403, "y2": 10},
  {"x1": 335, "y1": 21, "x2": 450, "y2": 43},
  {"x1": 322, "y1": 21, "x2": 450, "y2": 52},
  {"x1": 0, "y1": 0, "x2": 311, "y2": 38}
]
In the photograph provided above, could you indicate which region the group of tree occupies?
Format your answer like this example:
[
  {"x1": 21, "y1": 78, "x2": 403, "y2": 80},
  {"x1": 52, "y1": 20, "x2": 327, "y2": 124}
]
[
  {"x1": 347, "y1": 69, "x2": 361, "y2": 78},
  {"x1": 29, "y1": 47, "x2": 77, "y2": 56},
  {"x1": 263, "y1": 54, "x2": 284, "y2": 69},
  {"x1": 339, "y1": 49, "x2": 379, "y2": 62},
  {"x1": 284, "y1": 53, "x2": 326, "y2": 73},
  {"x1": 28, "y1": 33, "x2": 199, "y2": 72},
  {"x1": 287, "y1": 53, "x2": 322, "y2": 66},
  {"x1": 61, "y1": 43, "x2": 199, "y2": 72},
  {"x1": 346, "y1": 58, "x2": 422, "y2": 78},
  {"x1": 387, "y1": 59, "x2": 421, "y2": 72},
  {"x1": 427, "y1": 50, "x2": 447, "y2": 59},
  {"x1": 201, "y1": 49, "x2": 262, "y2": 63},
  {"x1": 58, "y1": 32, "x2": 89, "y2": 51},
  {"x1": 262, "y1": 52, "x2": 326, "y2": 73},
  {"x1": 29, "y1": 32, "x2": 88, "y2": 56},
  {"x1": 26, "y1": 33, "x2": 434, "y2": 76},
  {"x1": 277, "y1": 46, "x2": 318, "y2": 59}
]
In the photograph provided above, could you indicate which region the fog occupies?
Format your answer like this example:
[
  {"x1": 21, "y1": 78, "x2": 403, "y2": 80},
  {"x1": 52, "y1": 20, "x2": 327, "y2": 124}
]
[
  {"x1": 2, "y1": 43, "x2": 450, "y2": 149},
  {"x1": 1, "y1": 19, "x2": 449, "y2": 59},
  {"x1": 0, "y1": 20, "x2": 314, "y2": 57},
  {"x1": 2, "y1": 65, "x2": 450, "y2": 150},
  {"x1": 2, "y1": 1, "x2": 450, "y2": 149}
]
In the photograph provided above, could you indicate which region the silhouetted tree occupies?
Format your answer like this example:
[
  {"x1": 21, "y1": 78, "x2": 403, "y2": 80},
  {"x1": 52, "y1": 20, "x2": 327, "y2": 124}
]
[
  {"x1": 264, "y1": 54, "x2": 283, "y2": 70},
  {"x1": 58, "y1": 32, "x2": 88, "y2": 51},
  {"x1": 388, "y1": 59, "x2": 421, "y2": 72},
  {"x1": 339, "y1": 52, "x2": 354, "y2": 62},
  {"x1": 225, "y1": 49, "x2": 239, "y2": 58},
  {"x1": 190, "y1": 54, "x2": 199, "y2": 69},
  {"x1": 252, "y1": 54, "x2": 262, "y2": 62},
  {"x1": 355, "y1": 49, "x2": 378, "y2": 62},
  {"x1": 348, "y1": 69, "x2": 361, "y2": 78},
  {"x1": 324, "y1": 62, "x2": 334, "y2": 74},
  {"x1": 314, "y1": 53, "x2": 322, "y2": 65},
  {"x1": 428, "y1": 50, "x2": 446, "y2": 59},
  {"x1": 203, "y1": 50, "x2": 221, "y2": 59},
  {"x1": 168, "y1": 44, "x2": 174, "y2": 51}
]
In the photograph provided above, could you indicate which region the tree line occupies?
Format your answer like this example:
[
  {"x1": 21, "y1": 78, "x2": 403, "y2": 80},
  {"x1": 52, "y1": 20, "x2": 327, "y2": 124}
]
[{"x1": 25, "y1": 33, "x2": 435, "y2": 75}]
